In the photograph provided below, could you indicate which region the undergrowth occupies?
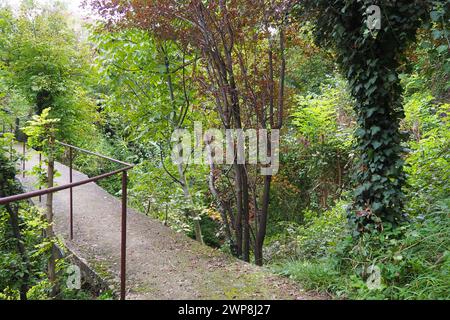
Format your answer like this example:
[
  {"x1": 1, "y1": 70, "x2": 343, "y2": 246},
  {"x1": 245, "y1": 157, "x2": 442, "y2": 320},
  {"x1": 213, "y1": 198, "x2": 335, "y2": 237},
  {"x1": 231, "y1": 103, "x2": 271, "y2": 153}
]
[{"x1": 272, "y1": 199, "x2": 449, "y2": 300}]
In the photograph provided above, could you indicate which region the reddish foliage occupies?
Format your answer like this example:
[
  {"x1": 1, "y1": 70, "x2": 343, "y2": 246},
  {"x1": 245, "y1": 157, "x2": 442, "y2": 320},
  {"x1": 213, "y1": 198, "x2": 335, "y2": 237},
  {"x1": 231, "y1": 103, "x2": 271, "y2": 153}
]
[{"x1": 88, "y1": 0, "x2": 298, "y2": 264}]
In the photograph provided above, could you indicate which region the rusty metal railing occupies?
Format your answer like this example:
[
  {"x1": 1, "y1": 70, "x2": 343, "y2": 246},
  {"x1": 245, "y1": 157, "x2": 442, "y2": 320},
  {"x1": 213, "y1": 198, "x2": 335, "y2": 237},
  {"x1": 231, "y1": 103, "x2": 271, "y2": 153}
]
[{"x1": 0, "y1": 140, "x2": 134, "y2": 300}]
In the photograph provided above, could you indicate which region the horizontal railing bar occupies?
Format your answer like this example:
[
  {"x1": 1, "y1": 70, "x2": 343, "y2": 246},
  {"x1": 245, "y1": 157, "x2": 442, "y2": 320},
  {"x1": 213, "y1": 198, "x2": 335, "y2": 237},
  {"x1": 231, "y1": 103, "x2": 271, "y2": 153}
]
[
  {"x1": 1, "y1": 140, "x2": 133, "y2": 300},
  {"x1": 56, "y1": 141, "x2": 134, "y2": 167},
  {"x1": 0, "y1": 165, "x2": 133, "y2": 205}
]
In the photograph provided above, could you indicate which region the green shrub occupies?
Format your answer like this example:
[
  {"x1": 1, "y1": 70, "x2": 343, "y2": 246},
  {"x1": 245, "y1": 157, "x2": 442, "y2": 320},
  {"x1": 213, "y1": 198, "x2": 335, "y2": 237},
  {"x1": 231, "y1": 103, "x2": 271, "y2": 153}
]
[
  {"x1": 187, "y1": 215, "x2": 222, "y2": 248},
  {"x1": 265, "y1": 200, "x2": 349, "y2": 262},
  {"x1": 404, "y1": 102, "x2": 450, "y2": 214},
  {"x1": 273, "y1": 200, "x2": 450, "y2": 300},
  {"x1": 0, "y1": 202, "x2": 51, "y2": 299},
  {"x1": 272, "y1": 82, "x2": 450, "y2": 300},
  {"x1": 274, "y1": 259, "x2": 342, "y2": 295}
]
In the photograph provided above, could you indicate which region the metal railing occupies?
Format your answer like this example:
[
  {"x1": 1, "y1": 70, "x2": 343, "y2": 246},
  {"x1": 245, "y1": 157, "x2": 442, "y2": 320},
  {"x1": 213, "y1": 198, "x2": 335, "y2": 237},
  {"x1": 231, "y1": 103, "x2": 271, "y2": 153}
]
[{"x1": 0, "y1": 140, "x2": 134, "y2": 300}]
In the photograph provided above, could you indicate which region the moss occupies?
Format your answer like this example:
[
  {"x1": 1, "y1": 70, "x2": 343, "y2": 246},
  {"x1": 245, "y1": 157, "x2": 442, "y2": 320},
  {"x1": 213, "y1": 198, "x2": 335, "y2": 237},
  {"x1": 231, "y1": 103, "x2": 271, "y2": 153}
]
[
  {"x1": 89, "y1": 260, "x2": 114, "y2": 282},
  {"x1": 198, "y1": 264, "x2": 287, "y2": 299}
]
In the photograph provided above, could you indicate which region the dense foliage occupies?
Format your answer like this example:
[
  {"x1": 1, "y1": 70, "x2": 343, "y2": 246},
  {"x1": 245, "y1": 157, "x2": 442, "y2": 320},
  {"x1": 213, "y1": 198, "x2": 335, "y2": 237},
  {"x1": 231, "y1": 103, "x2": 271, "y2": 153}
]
[{"x1": 0, "y1": 0, "x2": 448, "y2": 300}]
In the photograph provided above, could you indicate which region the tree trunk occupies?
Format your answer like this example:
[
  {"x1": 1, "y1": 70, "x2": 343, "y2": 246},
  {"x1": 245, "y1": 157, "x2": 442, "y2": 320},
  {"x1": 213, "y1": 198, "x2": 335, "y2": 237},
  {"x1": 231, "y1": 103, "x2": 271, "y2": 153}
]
[
  {"x1": 233, "y1": 162, "x2": 243, "y2": 258},
  {"x1": 177, "y1": 162, "x2": 204, "y2": 244},
  {"x1": 255, "y1": 25, "x2": 286, "y2": 266},
  {"x1": 46, "y1": 157, "x2": 57, "y2": 293},
  {"x1": 337, "y1": 152, "x2": 342, "y2": 193},
  {"x1": 207, "y1": 160, "x2": 234, "y2": 251},
  {"x1": 240, "y1": 165, "x2": 250, "y2": 262},
  {"x1": 227, "y1": 59, "x2": 250, "y2": 262},
  {"x1": 255, "y1": 175, "x2": 271, "y2": 266}
]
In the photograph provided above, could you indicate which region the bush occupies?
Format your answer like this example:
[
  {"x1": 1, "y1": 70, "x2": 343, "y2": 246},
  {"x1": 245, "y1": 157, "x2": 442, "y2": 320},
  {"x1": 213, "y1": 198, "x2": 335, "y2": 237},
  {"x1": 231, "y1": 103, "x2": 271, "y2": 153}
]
[
  {"x1": 274, "y1": 260, "x2": 342, "y2": 295},
  {"x1": 0, "y1": 203, "x2": 53, "y2": 299},
  {"x1": 273, "y1": 200, "x2": 450, "y2": 299},
  {"x1": 272, "y1": 82, "x2": 450, "y2": 300},
  {"x1": 404, "y1": 101, "x2": 450, "y2": 214},
  {"x1": 187, "y1": 215, "x2": 222, "y2": 248},
  {"x1": 265, "y1": 200, "x2": 349, "y2": 262}
]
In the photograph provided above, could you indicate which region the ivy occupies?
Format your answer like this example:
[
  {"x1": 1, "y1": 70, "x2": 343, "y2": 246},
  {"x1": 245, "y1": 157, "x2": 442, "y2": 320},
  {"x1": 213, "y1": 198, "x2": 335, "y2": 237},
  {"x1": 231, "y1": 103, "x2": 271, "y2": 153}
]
[{"x1": 301, "y1": 1, "x2": 431, "y2": 232}]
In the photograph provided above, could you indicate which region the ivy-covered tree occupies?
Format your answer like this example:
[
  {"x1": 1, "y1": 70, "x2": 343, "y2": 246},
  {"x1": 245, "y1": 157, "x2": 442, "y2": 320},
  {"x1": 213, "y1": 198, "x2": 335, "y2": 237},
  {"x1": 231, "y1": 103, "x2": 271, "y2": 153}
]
[{"x1": 301, "y1": 0, "x2": 431, "y2": 233}]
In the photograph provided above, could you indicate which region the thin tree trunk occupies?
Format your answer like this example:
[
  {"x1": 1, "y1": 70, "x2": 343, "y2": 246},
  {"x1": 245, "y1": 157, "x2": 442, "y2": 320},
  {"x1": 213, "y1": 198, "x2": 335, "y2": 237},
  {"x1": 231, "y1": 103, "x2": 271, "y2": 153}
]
[
  {"x1": 207, "y1": 160, "x2": 234, "y2": 249},
  {"x1": 177, "y1": 162, "x2": 204, "y2": 244},
  {"x1": 164, "y1": 204, "x2": 169, "y2": 226},
  {"x1": 46, "y1": 157, "x2": 57, "y2": 293},
  {"x1": 255, "y1": 23, "x2": 286, "y2": 266},
  {"x1": 337, "y1": 152, "x2": 342, "y2": 196},
  {"x1": 145, "y1": 197, "x2": 152, "y2": 216},
  {"x1": 227, "y1": 54, "x2": 250, "y2": 262},
  {"x1": 233, "y1": 162, "x2": 243, "y2": 258},
  {"x1": 163, "y1": 46, "x2": 204, "y2": 244},
  {"x1": 255, "y1": 175, "x2": 271, "y2": 266},
  {"x1": 241, "y1": 165, "x2": 250, "y2": 262}
]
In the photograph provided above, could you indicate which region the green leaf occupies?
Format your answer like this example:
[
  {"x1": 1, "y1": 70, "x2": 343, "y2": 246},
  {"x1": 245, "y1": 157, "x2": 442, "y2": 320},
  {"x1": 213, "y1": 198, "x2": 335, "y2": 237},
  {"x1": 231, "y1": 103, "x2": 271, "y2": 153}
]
[
  {"x1": 372, "y1": 141, "x2": 382, "y2": 149},
  {"x1": 430, "y1": 11, "x2": 442, "y2": 22},
  {"x1": 437, "y1": 45, "x2": 448, "y2": 54},
  {"x1": 371, "y1": 126, "x2": 381, "y2": 135},
  {"x1": 432, "y1": 30, "x2": 442, "y2": 40}
]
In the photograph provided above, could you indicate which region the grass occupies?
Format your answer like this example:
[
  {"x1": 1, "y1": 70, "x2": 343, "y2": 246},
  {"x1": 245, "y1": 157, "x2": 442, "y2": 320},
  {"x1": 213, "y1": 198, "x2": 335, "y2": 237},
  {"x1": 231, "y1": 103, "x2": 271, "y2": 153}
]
[{"x1": 271, "y1": 200, "x2": 450, "y2": 300}]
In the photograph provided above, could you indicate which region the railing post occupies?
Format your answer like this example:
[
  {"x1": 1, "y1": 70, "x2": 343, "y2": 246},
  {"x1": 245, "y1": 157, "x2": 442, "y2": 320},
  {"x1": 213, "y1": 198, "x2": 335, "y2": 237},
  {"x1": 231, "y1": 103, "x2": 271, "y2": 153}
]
[
  {"x1": 69, "y1": 147, "x2": 74, "y2": 240},
  {"x1": 39, "y1": 152, "x2": 42, "y2": 202},
  {"x1": 120, "y1": 170, "x2": 127, "y2": 300},
  {"x1": 9, "y1": 125, "x2": 13, "y2": 161},
  {"x1": 22, "y1": 141, "x2": 25, "y2": 178}
]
